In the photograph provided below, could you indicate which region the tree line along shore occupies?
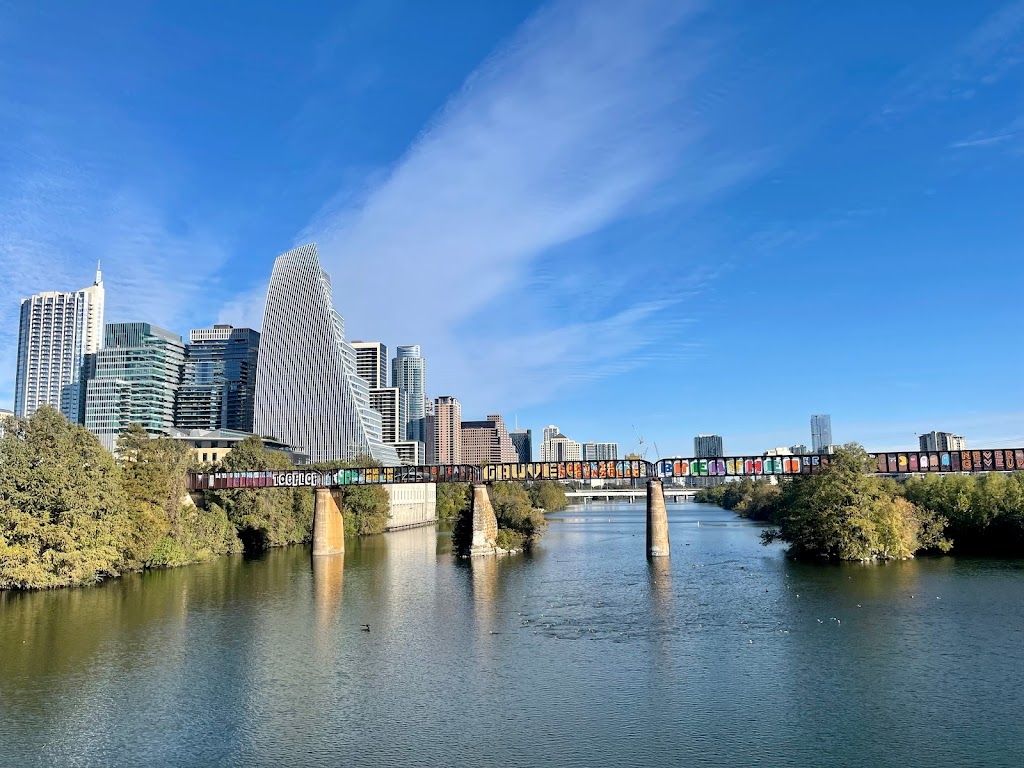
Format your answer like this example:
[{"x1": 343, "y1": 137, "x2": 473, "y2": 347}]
[
  {"x1": 0, "y1": 407, "x2": 567, "y2": 591},
  {"x1": 695, "y1": 444, "x2": 1024, "y2": 559}
]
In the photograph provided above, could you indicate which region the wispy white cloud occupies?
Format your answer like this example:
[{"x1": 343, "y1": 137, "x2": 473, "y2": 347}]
[
  {"x1": 949, "y1": 132, "x2": 1018, "y2": 149},
  {"x1": 295, "y1": 0, "x2": 765, "y2": 416},
  {"x1": 0, "y1": 154, "x2": 229, "y2": 407},
  {"x1": 880, "y1": 0, "x2": 1024, "y2": 118}
]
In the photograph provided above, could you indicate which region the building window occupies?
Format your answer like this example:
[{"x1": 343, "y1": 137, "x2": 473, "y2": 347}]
[{"x1": 202, "y1": 452, "x2": 208, "y2": 462}]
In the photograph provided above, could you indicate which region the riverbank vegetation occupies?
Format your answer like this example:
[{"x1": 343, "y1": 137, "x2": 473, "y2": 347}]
[
  {"x1": 0, "y1": 409, "x2": 392, "y2": 590},
  {"x1": 696, "y1": 445, "x2": 963, "y2": 560},
  {"x1": 447, "y1": 480, "x2": 565, "y2": 553}
]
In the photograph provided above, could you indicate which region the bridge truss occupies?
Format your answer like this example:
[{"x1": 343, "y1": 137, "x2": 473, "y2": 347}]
[{"x1": 186, "y1": 448, "x2": 1024, "y2": 491}]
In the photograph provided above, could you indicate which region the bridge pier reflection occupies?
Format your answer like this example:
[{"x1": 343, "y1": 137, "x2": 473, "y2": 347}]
[{"x1": 646, "y1": 479, "x2": 670, "y2": 558}]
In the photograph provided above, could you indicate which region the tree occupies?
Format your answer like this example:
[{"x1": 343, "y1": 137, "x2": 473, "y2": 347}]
[
  {"x1": 527, "y1": 480, "x2": 568, "y2": 512},
  {"x1": 437, "y1": 482, "x2": 470, "y2": 520},
  {"x1": 117, "y1": 424, "x2": 240, "y2": 567},
  {"x1": 762, "y1": 444, "x2": 949, "y2": 560},
  {"x1": 0, "y1": 407, "x2": 129, "y2": 588},
  {"x1": 209, "y1": 436, "x2": 312, "y2": 549}
]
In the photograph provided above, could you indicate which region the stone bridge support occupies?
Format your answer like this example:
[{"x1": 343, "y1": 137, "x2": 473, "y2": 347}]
[
  {"x1": 312, "y1": 487, "x2": 345, "y2": 556},
  {"x1": 468, "y1": 483, "x2": 499, "y2": 556},
  {"x1": 646, "y1": 478, "x2": 670, "y2": 558}
]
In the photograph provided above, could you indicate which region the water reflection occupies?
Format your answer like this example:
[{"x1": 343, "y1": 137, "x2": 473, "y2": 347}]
[{"x1": 312, "y1": 552, "x2": 345, "y2": 633}]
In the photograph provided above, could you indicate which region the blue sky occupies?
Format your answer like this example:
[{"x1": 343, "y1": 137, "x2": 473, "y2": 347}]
[{"x1": 2, "y1": 0, "x2": 1023, "y2": 457}]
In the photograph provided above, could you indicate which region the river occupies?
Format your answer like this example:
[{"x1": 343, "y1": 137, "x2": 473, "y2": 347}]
[{"x1": 2, "y1": 502, "x2": 1023, "y2": 767}]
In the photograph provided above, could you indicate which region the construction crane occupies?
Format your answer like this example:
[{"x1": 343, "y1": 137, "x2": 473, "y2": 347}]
[{"x1": 632, "y1": 425, "x2": 647, "y2": 459}]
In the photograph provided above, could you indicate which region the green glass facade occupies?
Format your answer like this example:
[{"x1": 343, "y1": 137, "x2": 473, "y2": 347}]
[{"x1": 85, "y1": 323, "x2": 185, "y2": 451}]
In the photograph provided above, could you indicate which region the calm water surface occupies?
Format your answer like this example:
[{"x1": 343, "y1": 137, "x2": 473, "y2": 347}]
[{"x1": 2, "y1": 502, "x2": 1023, "y2": 767}]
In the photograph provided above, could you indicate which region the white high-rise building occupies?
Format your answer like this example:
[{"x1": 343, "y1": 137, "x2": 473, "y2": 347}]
[
  {"x1": 351, "y1": 341, "x2": 388, "y2": 388},
  {"x1": 540, "y1": 426, "x2": 581, "y2": 462},
  {"x1": 253, "y1": 244, "x2": 398, "y2": 465},
  {"x1": 14, "y1": 264, "x2": 104, "y2": 423}
]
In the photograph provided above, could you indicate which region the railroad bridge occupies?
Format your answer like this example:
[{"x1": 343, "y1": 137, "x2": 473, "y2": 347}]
[{"x1": 186, "y1": 447, "x2": 1021, "y2": 559}]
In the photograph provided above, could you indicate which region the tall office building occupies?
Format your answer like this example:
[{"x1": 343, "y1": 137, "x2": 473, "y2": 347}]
[
  {"x1": 461, "y1": 414, "x2": 518, "y2": 465},
  {"x1": 511, "y1": 428, "x2": 532, "y2": 463},
  {"x1": 694, "y1": 434, "x2": 724, "y2": 457},
  {"x1": 810, "y1": 414, "x2": 832, "y2": 454},
  {"x1": 435, "y1": 395, "x2": 462, "y2": 464},
  {"x1": 423, "y1": 398, "x2": 437, "y2": 464},
  {"x1": 919, "y1": 431, "x2": 967, "y2": 452},
  {"x1": 392, "y1": 346, "x2": 426, "y2": 449},
  {"x1": 84, "y1": 323, "x2": 185, "y2": 452},
  {"x1": 14, "y1": 264, "x2": 104, "y2": 423},
  {"x1": 351, "y1": 341, "x2": 388, "y2": 388},
  {"x1": 540, "y1": 426, "x2": 582, "y2": 461},
  {"x1": 175, "y1": 325, "x2": 259, "y2": 432},
  {"x1": 583, "y1": 442, "x2": 619, "y2": 461},
  {"x1": 253, "y1": 243, "x2": 398, "y2": 465},
  {"x1": 369, "y1": 386, "x2": 406, "y2": 444}
]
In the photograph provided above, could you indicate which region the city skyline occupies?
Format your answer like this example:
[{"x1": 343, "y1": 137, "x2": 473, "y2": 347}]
[{"x1": 3, "y1": 2, "x2": 1024, "y2": 455}]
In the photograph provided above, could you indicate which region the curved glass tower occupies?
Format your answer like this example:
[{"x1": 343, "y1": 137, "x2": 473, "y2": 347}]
[{"x1": 254, "y1": 244, "x2": 398, "y2": 465}]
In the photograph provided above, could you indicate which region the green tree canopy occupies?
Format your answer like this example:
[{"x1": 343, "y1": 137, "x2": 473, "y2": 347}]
[{"x1": 762, "y1": 444, "x2": 949, "y2": 560}]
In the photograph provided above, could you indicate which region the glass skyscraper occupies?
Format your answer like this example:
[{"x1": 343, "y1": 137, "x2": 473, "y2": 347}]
[
  {"x1": 175, "y1": 325, "x2": 260, "y2": 432},
  {"x1": 392, "y1": 345, "x2": 426, "y2": 448},
  {"x1": 84, "y1": 322, "x2": 185, "y2": 452},
  {"x1": 810, "y1": 414, "x2": 832, "y2": 454},
  {"x1": 253, "y1": 243, "x2": 398, "y2": 465},
  {"x1": 694, "y1": 434, "x2": 724, "y2": 457},
  {"x1": 14, "y1": 265, "x2": 104, "y2": 423}
]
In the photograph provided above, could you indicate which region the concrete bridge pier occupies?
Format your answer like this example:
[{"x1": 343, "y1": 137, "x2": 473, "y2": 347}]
[
  {"x1": 312, "y1": 487, "x2": 345, "y2": 556},
  {"x1": 646, "y1": 478, "x2": 670, "y2": 558},
  {"x1": 468, "y1": 483, "x2": 499, "y2": 556}
]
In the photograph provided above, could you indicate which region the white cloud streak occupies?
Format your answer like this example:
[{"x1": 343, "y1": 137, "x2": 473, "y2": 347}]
[
  {"x1": 0, "y1": 156, "x2": 228, "y2": 407},
  {"x1": 298, "y1": 0, "x2": 760, "y2": 416}
]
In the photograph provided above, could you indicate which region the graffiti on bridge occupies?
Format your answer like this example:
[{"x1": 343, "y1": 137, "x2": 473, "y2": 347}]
[
  {"x1": 186, "y1": 464, "x2": 479, "y2": 491},
  {"x1": 480, "y1": 460, "x2": 648, "y2": 481},
  {"x1": 874, "y1": 449, "x2": 1024, "y2": 474}
]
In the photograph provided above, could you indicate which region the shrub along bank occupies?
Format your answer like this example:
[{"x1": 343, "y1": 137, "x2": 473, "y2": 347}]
[{"x1": 0, "y1": 408, "x2": 392, "y2": 590}]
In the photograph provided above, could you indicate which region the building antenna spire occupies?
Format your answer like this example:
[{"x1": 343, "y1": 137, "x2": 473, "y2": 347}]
[{"x1": 95, "y1": 260, "x2": 102, "y2": 284}]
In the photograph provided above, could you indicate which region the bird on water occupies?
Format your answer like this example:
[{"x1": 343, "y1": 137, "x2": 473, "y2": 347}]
[{"x1": 360, "y1": 624, "x2": 370, "y2": 632}]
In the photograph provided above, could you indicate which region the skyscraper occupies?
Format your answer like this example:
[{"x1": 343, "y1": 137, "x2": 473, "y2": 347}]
[
  {"x1": 14, "y1": 264, "x2": 104, "y2": 423},
  {"x1": 811, "y1": 414, "x2": 832, "y2": 454},
  {"x1": 175, "y1": 325, "x2": 259, "y2": 432},
  {"x1": 510, "y1": 428, "x2": 532, "y2": 463},
  {"x1": 423, "y1": 398, "x2": 437, "y2": 464},
  {"x1": 694, "y1": 434, "x2": 724, "y2": 457},
  {"x1": 435, "y1": 395, "x2": 462, "y2": 464},
  {"x1": 540, "y1": 426, "x2": 581, "y2": 461},
  {"x1": 461, "y1": 414, "x2": 518, "y2": 465},
  {"x1": 369, "y1": 386, "x2": 405, "y2": 444},
  {"x1": 392, "y1": 345, "x2": 426, "y2": 447},
  {"x1": 583, "y1": 442, "x2": 619, "y2": 461},
  {"x1": 253, "y1": 243, "x2": 398, "y2": 465},
  {"x1": 351, "y1": 341, "x2": 388, "y2": 388},
  {"x1": 919, "y1": 431, "x2": 967, "y2": 452},
  {"x1": 85, "y1": 323, "x2": 184, "y2": 452}
]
